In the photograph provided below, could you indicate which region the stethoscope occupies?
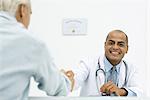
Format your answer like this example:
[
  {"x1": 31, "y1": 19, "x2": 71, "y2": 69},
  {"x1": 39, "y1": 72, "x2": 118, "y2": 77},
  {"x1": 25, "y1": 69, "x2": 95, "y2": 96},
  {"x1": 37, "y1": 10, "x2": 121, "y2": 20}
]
[{"x1": 95, "y1": 58, "x2": 128, "y2": 95}]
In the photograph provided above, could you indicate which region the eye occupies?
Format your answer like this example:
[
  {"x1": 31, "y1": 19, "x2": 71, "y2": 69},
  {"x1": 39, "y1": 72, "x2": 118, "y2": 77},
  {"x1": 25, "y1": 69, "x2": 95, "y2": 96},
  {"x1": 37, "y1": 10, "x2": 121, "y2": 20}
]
[
  {"x1": 119, "y1": 43, "x2": 125, "y2": 47},
  {"x1": 108, "y1": 41, "x2": 114, "y2": 45}
]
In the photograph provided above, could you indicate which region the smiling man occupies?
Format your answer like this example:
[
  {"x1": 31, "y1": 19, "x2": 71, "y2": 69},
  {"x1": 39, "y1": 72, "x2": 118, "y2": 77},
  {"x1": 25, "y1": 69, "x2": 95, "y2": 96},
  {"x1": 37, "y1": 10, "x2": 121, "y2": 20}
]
[
  {"x1": 65, "y1": 30, "x2": 143, "y2": 96},
  {"x1": 100, "y1": 30, "x2": 129, "y2": 96}
]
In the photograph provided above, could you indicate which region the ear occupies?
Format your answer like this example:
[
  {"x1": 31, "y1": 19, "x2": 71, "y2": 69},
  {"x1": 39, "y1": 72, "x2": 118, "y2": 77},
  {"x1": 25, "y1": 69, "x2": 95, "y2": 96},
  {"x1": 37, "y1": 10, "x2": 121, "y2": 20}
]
[
  {"x1": 19, "y1": 4, "x2": 26, "y2": 18},
  {"x1": 126, "y1": 45, "x2": 128, "y2": 53},
  {"x1": 104, "y1": 42, "x2": 106, "y2": 46},
  {"x1": 16, "y1": 4, "x2": 26, "y2": 21}
]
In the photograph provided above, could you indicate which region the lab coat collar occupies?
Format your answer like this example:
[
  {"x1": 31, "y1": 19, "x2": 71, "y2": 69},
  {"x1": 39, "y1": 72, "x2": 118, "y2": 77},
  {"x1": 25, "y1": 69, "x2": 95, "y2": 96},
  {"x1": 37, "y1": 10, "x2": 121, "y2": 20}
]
[{"x1": 98, "y1": 56, "x2": 105, "y2": 71}]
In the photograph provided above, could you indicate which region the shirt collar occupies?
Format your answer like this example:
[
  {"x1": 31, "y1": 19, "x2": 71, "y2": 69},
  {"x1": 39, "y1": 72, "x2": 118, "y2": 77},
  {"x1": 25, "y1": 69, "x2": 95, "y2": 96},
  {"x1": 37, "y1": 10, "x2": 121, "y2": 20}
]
[
  {"x1": 0, "y1": 11, "x2": 25, "y2": 28},
  {"x1": 104, "y1": 56, "x2": 122, "y2": 74},
  {"x1": 0, "y1": 11, "x2": 16, "y2": 21}
]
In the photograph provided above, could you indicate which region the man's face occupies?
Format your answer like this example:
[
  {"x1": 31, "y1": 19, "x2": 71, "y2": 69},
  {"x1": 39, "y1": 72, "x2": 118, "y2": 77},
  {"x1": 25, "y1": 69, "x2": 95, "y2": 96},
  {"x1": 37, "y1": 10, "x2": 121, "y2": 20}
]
[{"x1": 104, "y1": 31, "x2": 128, "y2": 65}]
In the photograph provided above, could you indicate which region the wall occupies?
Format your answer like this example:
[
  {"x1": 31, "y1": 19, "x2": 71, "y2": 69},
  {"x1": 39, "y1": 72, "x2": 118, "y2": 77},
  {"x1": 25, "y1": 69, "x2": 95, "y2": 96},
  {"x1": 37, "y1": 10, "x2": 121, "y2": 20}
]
[
  {"x1": 147, "y1": 0, "x2": 150, "y2": 96},
  {"x1": 29, "y1": 0, "x2": 148, "y2": 96}
]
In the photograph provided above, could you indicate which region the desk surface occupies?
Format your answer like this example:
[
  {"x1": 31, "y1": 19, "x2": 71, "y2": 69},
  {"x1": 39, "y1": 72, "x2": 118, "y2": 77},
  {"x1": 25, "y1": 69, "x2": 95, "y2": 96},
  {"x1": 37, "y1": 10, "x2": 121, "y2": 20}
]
[{"x1": 29, "y1": 96, "x2": 150, "y2": 100}]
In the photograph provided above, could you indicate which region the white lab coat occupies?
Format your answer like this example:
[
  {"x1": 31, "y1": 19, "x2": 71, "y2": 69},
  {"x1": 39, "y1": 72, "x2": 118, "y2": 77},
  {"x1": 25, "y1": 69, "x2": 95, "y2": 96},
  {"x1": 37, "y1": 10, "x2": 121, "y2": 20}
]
[
  {"x1": 0, "y1": 12, "x2": 70, "y2": 100},
  {"x1": 73, "y1": 55, "x2": 143, "y2": 96}
]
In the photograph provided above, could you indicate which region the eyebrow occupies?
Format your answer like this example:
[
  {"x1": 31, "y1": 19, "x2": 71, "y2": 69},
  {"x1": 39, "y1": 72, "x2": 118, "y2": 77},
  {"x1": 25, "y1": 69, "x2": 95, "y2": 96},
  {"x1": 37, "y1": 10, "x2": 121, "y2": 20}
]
[
  {"x1": 108, "y1": 40, "x2": 125, "y2": 44},
  {"x1": 118, "y1": 41, "x2": 125, "y2": 44},
  {"x1": 108, "y1": 40, "x2": 114, "y2": 42}
]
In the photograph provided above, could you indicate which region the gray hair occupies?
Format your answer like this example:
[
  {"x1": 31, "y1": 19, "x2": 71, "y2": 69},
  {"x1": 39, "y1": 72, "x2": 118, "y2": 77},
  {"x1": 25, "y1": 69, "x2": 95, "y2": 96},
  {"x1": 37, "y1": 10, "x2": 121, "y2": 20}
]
[{"x1": 0, "y1": 0, "x2": 30, "y2": 16}]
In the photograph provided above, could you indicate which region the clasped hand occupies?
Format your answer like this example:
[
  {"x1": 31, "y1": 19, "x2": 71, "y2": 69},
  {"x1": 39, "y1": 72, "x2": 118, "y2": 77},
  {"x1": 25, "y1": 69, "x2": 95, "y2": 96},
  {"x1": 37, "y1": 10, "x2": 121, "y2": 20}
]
[{"x1": 100, "y1": 81, "x2": 126, "y2": 96}]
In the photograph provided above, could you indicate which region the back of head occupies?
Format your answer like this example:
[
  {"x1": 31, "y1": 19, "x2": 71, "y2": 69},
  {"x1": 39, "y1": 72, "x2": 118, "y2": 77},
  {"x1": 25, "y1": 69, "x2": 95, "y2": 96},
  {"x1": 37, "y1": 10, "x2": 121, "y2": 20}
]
[{"x1": 0, "y1": 0, "x2": 30, "y2": 16}]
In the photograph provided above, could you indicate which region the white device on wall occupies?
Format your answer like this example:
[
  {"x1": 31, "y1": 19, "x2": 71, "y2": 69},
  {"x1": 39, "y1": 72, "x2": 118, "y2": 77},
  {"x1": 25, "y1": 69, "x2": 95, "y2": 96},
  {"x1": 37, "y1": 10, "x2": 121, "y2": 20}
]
[{"x1": 62, "y1": 18, "x2": 87, "y2": 35}]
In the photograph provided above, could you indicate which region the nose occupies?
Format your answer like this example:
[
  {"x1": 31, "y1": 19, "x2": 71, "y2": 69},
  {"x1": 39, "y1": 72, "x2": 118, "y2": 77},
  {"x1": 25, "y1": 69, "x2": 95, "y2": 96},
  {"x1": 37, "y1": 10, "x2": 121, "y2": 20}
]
[{"x1": 112, "y1": 43, "x2": 119, "y2": 50}]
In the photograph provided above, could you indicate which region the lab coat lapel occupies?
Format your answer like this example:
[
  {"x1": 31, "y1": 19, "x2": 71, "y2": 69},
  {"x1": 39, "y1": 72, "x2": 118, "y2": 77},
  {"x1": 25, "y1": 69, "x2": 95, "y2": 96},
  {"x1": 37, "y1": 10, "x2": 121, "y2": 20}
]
[
  {"x1": 98, "y1": 56, "x2": 105, "y2": 86},
  {"x1": 118, "y1": 61, "x2": 126, "y2": 88}
]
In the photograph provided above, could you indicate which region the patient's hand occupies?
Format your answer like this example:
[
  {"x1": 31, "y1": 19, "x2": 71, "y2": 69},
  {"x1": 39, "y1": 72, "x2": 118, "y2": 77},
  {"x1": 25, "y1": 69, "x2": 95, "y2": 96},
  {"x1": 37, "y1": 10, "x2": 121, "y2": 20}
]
[{"x1": 61, "y1": 69, "x2": 74, "y2": 91}]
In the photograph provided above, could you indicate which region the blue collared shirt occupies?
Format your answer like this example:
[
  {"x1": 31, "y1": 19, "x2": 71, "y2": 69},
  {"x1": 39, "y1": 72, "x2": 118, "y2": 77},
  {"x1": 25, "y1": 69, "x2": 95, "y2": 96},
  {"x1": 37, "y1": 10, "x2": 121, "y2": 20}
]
[
  {"x1": 103, "y1": 56, "x2": 136, "y2": 96},
  {"x1": 104, "y1": 56, "x2": 121, "y2": 84}
]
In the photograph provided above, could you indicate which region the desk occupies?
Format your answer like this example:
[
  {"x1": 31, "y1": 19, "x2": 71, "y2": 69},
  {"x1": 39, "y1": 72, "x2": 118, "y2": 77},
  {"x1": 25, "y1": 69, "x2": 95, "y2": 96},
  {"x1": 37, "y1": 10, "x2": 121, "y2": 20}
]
[{"x1": 29, "y1": 96, "x2": 150, "y2": 100}]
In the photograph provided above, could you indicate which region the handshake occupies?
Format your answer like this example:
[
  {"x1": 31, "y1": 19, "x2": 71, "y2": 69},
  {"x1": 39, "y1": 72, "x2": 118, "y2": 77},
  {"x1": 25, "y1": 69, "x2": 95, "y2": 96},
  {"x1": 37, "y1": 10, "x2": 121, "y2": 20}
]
[{"x1": 61, "y1": 69, "x2": 75, "y2": 92}]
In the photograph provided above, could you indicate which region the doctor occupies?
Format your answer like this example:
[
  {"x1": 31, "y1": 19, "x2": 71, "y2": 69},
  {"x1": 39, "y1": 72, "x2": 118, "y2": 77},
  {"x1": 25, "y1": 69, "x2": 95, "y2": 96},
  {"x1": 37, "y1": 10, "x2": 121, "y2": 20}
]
[{"x1": 66, "y1": 30, "x2": 143, "y2": 96}]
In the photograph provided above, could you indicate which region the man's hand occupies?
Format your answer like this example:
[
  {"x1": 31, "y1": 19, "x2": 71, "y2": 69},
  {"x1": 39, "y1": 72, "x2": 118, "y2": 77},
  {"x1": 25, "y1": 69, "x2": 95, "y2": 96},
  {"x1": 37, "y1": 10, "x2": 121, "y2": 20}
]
[
  {"x1": 100, "y1": 81, "x2": 127, "y2": 96},
  {"x1": 61, "y1": 69, "x2": 75, "y2": 91}
]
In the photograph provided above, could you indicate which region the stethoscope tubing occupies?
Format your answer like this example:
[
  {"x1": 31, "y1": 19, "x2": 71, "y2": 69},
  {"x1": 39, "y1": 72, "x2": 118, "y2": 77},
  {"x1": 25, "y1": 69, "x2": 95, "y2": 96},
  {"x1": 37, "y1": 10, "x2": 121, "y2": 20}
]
[{"x1": 96, "y1": 58, "x2": 128, "y2": 95}]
